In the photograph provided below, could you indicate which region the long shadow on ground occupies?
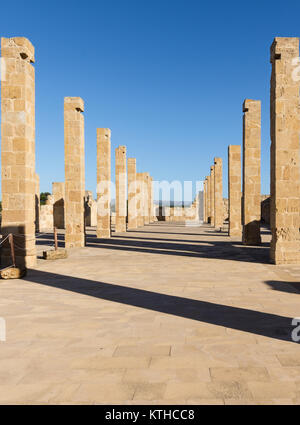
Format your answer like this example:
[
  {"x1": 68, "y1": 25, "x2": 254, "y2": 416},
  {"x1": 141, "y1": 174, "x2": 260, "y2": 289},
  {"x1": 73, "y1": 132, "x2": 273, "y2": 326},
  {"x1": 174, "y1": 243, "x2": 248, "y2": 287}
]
[
  {"x1": 84, "y1": 236, "x2": 270, "y2": 264},
  {"x1": 35, "y1": 231, "x2": 270, "y2": 264},
  {"x1": 24, "y1": 269, "x2": 298, "y2": 344}
]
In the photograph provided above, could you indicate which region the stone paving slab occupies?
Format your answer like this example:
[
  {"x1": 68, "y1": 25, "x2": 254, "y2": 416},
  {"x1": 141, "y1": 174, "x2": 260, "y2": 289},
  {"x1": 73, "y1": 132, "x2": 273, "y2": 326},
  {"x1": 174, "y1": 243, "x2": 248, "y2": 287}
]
[{"x1": 0, "y1": 223, "x2": 299, "y2": 404}]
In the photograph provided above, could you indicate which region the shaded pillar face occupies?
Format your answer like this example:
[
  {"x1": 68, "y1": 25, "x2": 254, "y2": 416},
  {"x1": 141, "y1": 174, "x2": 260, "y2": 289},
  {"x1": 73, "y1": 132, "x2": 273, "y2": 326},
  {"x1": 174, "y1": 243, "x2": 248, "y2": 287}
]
[
  {"x1": 242, "y1": 99, "x2": 261, "y2": 245},
  {"x1": 127, "y1": 158, "x2": 137, "y2": 230},
  {"x1": 115, "y1": 146, "x2": 127, "y2": 233},
  {"x1": 270, "y1": 38, "x2": 300, "y2": 264},
  {"x1": 52, "y1": 182, "x2": 65, "y2": 229},
  {"x1": 210, "y1": 166, "x2": 215, "y2": 226},
  {"x1": 214, "y1": 157, "x2": 223, "y2": 228},
  {"x1": 1, "y1": 37, "x2": 36, "y2": 268},
  {"x1": 207, "y1": 175, "x2": 211, "y2": 223},
  {"x1": 97, "y1": 128, "x2": 111, "y2": 238},
  {"x1": 228, "y1": 145, "x2": 242, "y2": 237},
  {"x1": 64, "y1": 97, "x2": 85, "y2": 249}
]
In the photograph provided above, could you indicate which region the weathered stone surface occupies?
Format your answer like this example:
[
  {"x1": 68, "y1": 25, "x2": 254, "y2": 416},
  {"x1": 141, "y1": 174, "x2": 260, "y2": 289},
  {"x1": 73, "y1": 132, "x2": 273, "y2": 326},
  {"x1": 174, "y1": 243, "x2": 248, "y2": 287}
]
[
  {"x1": 115, "y1": 146, "x2": 127, "y2": 233},
  {"x1": 127, "y1": 158, "x2": 138, "y2": 230},
  {"x1": 223, "y1": 198, "x2": 229, "y2": 222},
  {"x1": 228, "y1": 145, "x2": 242, "y2": 237},
  {"x1": 43, "y1": 249, "x2": 68, "y2": 260},
  {"x1": 97, "y1": 128, "x2": 111, "y2": 238},
  {"x1": 64, "y1": 97, "x2": 85, "y2": 249},
  {"x1": 40, "y1": 194, "x2": 54, "y2": 231},
  {"x1": 242, "y1": 99, "x2": 261, "y2": 246},
  {"x1": 1, "y1": 37, "x2": 36, "y2": 268},
  {"x1": 270, "y1": 37, "x2": 300, "y2": 264},
  {"x1": 214, "y1": 158, "x2": 223, "y2": 229},
  {"x1": 2, "y1": 222, "x2": 300, "y2": 404},
  {"x1": 52, "y1": 182, "x2": 65, "y2": 229},
  {"x1": 210, "y1": 166, "x2": 215, "y2": 226},
  {"x1": 0, "y1": 267, "x2": 26, "y2": 279}
]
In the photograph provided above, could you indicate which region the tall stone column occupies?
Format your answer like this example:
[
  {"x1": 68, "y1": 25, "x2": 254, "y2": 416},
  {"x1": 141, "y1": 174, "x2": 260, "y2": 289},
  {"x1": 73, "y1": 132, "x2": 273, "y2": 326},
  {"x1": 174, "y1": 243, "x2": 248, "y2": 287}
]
[
  {"x1": 214, "y1": 157, "x2": 223, "y2": 229},
  {"x1": 35, "y1": 174, "x2": 40, "y2": 233},
  {"x1": 210, "y1": 166, "x2": 215, "y2": 226},
  {"x1": 64, "y1": 97, "x2": 85, "y2": 249},
  {"x1": 203, "y1": 178, "x2": 208, "y2": 223},
  {"x1": 207, "y1": 175, "x2": 211, "y2": 223},
  {"x1": 53, "y1": 182, "x2": 65, "y2": 229},
  {"x1": 149, "y1": 176, "x2": 154, "y2": 222},
  {"x1": 1, "y1": 37, "x2": 36, "y2": 268},
  {"x1": 270, "y1": 38, "x2": 300, "y2": 264},
  {"x1": 242, "y1": 99, "x2": 261, "y2": 245},
  {"x1": 150, "y1": 177, "x2": 157, "y2": 223},
  {"x1": 127, "y1": 158, "x2": 137, "y2": 230},
  {"x1": 144, "y1": 173, "x2": 150, "y2": 225},
  {"x1": 97, "y1": 128, "x2": 111, "y2": 238},
  {"x1": 136, "y1": 172, "x2": 144, "y2": 227},
  {"x1": 228, "y1": 145, "x2": 242, "y2": 237},
  {"x1": 115, "y1": 146, "x2": 127, "y2": 233}
]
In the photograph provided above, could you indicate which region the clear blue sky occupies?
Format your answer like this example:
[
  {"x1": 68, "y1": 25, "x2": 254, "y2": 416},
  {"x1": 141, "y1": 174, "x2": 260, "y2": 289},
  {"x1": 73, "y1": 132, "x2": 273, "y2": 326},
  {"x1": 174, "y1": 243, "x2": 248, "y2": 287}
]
[{"x1": 1, "y1": 0, "x2": 300, "y2": 199}]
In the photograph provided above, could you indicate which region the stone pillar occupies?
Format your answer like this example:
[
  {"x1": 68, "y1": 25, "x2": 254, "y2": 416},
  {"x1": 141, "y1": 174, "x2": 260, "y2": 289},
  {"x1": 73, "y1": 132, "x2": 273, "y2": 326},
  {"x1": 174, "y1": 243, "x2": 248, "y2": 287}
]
[
  {"x1": 144, "y1": 173, "x2": 150, "y2": 225},
  {"x1": 64, "y1": 97, "x2": 85, "y2": 249},
  {"x1": 270, "y1": 37, "x2": 300, "y2": 264},
  {"x1": 228, "y1": 145, "x2": 242, "y2": 237},
  {"x1": 207, "y1": 175, "x2": 211, "y2": 223},
  {"x1": 203, "y1": 179, "x2": 207, "y2": 223},
  {"x1": 206, "y1": 177, "x2": 210, "y2": 223},
  {"x1": 35, "y1": 174, "x2": 40, "y2": 232},
  {"x1": 136, "y1": 172, "x2": 144, "y2": 227},
  {"x1": 242, "y1": 99, "x2": 261, "y2": 245},
  {"x1": 205, "y1": 177, "x2": 209, "y2": 223},
  {"x1": 115, "y1": 146, "x2": 127, "y2": 233},
  {"x1": 52, "y1": 182, "x2": 65, "y2": 229},
  {"x1": 97, "y1": 128, "x2": 111, "y2": 238},
  {"x1": 210, "y1": 166, "x2": 215, "y2": 226},
  {"x1": 214, "y1": 158, "x2": 223, "y2": 229},
  {"x1": 1, "y1": 37, "x2": 36, "y2": 268},
  {"x1": 149, "y1": 176, "x2": 155, "y2": 222},
  {"x1": 127, "y1": 158, "x2": 138, "y2": 230}
]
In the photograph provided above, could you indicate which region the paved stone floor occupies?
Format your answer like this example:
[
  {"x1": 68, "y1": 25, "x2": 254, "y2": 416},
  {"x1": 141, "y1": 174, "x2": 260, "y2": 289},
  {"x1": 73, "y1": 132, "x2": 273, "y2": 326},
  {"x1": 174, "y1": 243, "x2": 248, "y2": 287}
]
[{"x1": 0, "y1": 222, "x2": 300, "y2": 404}]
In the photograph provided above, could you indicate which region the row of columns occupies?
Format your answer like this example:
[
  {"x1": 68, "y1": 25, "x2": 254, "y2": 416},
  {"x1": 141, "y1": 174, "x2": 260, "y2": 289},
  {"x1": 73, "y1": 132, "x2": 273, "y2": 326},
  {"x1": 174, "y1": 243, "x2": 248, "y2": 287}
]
[
  {"x1": 65, "y1": 107, "x2": 156, "y2": 249},
  {"x1": 204, "y1": 99, "x2": 263, "y2": 243},
  {"x1": 204, "y1": 37, "x2": 300, "y2": 264},
  {"x1": 1, "y1": 36, "x2": 300, "y2": 266},
  {"x1": 0, "y1": 37, "x2": 155, "y2": 266},
  {"x1": 203, "y1": 159, "x2": 223, "y2": 229}
]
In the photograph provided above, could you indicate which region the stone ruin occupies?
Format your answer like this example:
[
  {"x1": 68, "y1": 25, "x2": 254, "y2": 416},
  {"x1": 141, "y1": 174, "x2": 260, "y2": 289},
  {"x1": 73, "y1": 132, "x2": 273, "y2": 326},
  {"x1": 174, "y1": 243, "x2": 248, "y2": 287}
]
[{"x1": 1, "y1": 36, "x2": 300, "y2": 266}]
